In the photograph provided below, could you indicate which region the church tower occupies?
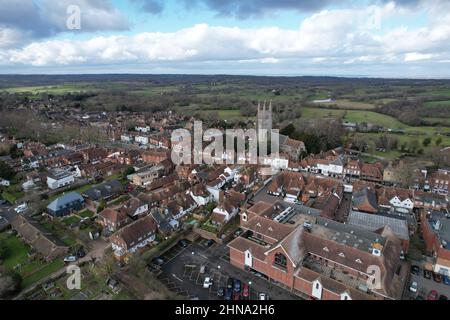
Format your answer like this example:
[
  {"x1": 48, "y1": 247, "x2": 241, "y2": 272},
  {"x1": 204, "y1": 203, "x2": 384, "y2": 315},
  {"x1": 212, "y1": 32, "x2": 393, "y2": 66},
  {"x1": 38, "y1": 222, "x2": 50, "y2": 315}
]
[{"x1": 257, "y1": 100, "x2": 272, "y2": 143}]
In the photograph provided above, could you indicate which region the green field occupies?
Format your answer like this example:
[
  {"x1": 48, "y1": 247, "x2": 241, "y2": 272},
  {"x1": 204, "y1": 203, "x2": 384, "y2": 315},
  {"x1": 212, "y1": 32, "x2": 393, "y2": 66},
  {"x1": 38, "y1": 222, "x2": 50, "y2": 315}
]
[
  {"x1": 301, "y1": 107, "x2": 407, "y2": 129},
  {"x1": 314, "y1": 99, "x2": 375, "y2": 110}
]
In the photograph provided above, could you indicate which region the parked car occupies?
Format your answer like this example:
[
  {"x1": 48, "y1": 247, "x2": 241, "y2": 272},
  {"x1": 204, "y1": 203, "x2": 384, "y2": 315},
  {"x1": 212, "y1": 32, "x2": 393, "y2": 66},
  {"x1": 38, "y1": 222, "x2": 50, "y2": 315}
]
[
  {"x1": 14, "y1": 203, "x2": 28, "y2": 213},
  {"x1": 64, "y1": 256, "x2": 77, "y2": 263},
  {"x1": 200, "y1": 265, "x2": 207, "y2": 274},
  {"x1": 225, "y1": 288, "x2": 233, "y2": 300},
  {"x1": 203, "y1": 277, "x2": 213, "y2": 289},
  {"x1": 409, "y1": 281, "x2": 418, "y2": 293},
  {"x1": 433, "y1": 272, "x2": 443, "y2": 283},
  {"x1": 416, "y1": 295, "x2": 424, "y2": 300},
  {"x1": 179, "y1": 240, "x2": 188, "y2": 248},
  {"x1": 233, "y1": 279, "x2": 241, "y2": 293},
  {"x1": 424, "y1": 270, "x2": 432, "y2": 279},
  {"x1": 205, "y1": 239, "x2": 215, "y2": 247},
  {"x1": 410, "y1": 265, "x2": 420, "y2": 275},
  {"x1": 227, "y1": 278, "x2": 234, "y2": 289},
  {"x1": 153, "y1": 258, "x2": 164, "y2": 266},
  {"x1": 443, "y1": 275, "x2": 450, "y2": 285},
  {"x1": 217, "y1": 287, "x2": 225, "y2": 297},
  {"x1": 439, "y1": 295, "x2": 448, "y2": 300},
  {"x1": 259, "y1": 293, "x2": 268, "y2": 300},
  {"x1": 427, "y1": 290, "x2": 439, "y2": 300},
  {"x1": 242, "y1": 283, "x2": 249, "y2": 299}
]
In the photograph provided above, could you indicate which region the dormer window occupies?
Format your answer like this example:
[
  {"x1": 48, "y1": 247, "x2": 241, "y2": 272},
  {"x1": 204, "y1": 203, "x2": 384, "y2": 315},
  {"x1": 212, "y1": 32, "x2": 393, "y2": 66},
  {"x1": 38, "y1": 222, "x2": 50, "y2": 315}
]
[
  {"x1": 338, "y1": 252, "x2": 345, "y2": 258},
  {"x1": 274, "y1": 253, "x2": 287, "y2": 270},
  {"x1": 355, "y1": 258, "x2": 362, "y2": 264},
  {"x1": 268, "y1": 226, "x2": 273, "y2": 232},
  {"x1": 256, "y1": 222, "x2": 261, "y2": 228},
  {"x1": 323, "y1": 247, "x2": 329, "y2": 252}
]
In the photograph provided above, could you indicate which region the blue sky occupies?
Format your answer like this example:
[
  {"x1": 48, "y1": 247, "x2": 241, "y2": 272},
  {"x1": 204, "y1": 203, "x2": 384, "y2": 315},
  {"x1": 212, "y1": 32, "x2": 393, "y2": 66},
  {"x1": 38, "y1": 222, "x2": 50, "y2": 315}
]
[{"x1": 0, "y1": 0, "x2": 449, "y2": 77}]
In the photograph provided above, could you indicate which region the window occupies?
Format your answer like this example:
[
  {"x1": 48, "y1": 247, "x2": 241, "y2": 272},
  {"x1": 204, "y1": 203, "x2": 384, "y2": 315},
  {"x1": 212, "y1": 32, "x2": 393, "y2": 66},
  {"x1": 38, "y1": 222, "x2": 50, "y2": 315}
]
[
  {"x1": 274, "y1": 253, "x2": 287, "y2": 269},
  {"x1": 315, "y1": 283, "x2": 320, "y2": 290}
]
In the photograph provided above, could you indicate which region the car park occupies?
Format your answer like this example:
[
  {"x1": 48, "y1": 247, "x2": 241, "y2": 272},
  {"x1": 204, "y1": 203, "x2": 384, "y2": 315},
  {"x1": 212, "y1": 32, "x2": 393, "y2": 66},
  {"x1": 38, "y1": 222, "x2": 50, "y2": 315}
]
[
  {"x1": 427, "y1": 290, "x2": 439, "y2": 300},
  {"x1": 409, "y1": 281, "x2": 418, "y2": 293},
  {"x1": 410, "y1": 265, "x2": 420, "y2": 275},
  {"x1": 424, "y1": 270, "x2": 432, "y2": 279}
]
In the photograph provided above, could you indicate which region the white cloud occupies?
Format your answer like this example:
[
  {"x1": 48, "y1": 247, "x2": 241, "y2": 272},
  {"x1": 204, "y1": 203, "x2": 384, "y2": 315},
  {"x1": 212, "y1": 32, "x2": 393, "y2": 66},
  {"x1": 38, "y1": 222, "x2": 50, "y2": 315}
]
[
  {"x1": 404, "y1": 52, "x2": 435, "y2": 61},
  {"x1": 2, "y1": 2, "x2": 450, "y2": 77}
]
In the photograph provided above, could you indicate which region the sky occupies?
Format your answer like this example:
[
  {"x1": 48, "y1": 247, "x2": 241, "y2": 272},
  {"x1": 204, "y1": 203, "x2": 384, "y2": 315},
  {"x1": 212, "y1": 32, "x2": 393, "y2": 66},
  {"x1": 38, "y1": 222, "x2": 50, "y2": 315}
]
[{"x1": 1, "y1": 0, "x2": 450, "y2": 77}]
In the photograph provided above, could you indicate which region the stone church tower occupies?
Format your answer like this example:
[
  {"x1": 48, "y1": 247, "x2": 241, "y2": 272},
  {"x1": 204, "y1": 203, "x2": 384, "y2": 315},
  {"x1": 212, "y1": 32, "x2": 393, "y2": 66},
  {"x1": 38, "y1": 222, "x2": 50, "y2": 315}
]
[{"x1": 257, "y1": 100, "x2": 272, "y2": 143}]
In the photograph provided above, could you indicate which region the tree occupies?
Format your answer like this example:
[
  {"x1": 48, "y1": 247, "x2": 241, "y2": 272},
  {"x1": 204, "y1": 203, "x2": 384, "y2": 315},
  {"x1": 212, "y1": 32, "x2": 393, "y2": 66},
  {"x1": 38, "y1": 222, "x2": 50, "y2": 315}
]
[
  {"x1": 423, "y1": 137, "x2": 432, "y2": 147},
  {"x1": 123, "y1": 166, "x2": 135, "y2": 179},
  {"x1": 97, "y1": 199, "x2": 106, "y2": 213},
  {"x1": 0, "y1": 271, "x2": 22, "y2": 299},
  {"x1": 0, "y1": 241, "x2": 7, "y2": 260},
  {"x1": 436, "y1": 137, "x2": 443, "y2": 146},
  {"x1": 0, "y1": 161, "x2": 15, "y2": 180}
]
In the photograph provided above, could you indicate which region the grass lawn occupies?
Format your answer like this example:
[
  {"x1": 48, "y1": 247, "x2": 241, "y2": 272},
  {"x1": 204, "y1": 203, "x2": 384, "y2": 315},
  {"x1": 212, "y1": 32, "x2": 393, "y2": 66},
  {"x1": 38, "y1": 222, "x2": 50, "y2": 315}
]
[
  {"x1": 63, "y1": 216, "x2": 81, "y2": 226},
  {"x1": 0, "y1": 232, "x2": 65, "y2": 289},
  {"x1": 0, "y1": 232, "x2": 30, "y2": 270},
  {"x1": 78, "y1": 209, "x2": 94, "y2": 218},
  {"x1": 21, "y1": 259, "x2": 64, "y2": 289}
]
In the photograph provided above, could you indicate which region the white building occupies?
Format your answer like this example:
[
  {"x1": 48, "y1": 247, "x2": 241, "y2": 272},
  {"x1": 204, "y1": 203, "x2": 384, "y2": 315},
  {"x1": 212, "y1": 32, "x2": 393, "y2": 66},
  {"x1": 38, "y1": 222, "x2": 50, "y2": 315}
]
[{"x1": 47, "y1": 169, "x2": 75, "y2": 190}]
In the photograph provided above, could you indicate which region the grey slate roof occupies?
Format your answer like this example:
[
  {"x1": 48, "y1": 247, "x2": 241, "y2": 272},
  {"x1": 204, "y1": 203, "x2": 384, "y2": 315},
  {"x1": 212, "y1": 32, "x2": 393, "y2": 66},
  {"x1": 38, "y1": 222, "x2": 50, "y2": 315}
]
[{"x1": 47, "y1": 192, "x2": 84, "y2": 212}]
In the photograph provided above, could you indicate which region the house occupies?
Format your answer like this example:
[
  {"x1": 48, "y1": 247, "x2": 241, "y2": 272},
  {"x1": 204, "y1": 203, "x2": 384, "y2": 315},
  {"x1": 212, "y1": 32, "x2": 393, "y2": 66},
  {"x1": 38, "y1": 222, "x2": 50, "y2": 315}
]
[
  {"x1": 98, "y1": 208, "x2": 130, "y2": 232},
  {"x1": 228, "y1": 214, "x2": 407, "y2": 300},
  {"x1": 82, "y1": 179, "x2": 123, "y2": 206},
  {"x1": 376, "y1": 187, "x2": 414, "y2": 212},
  {"x1": 352, "y1": 186, "x2": 378, "y2": 214},
  {"x1": 279, "y1": 135, "x2": 307, "y2": 161},
  {"x1": 119, "y1": 198, "x2": 149, "y2": 219},
  {"x1": 190, "y1": 183, "x2": 213, "y2": 206},
  {"x1": 166, "y1": 193, "x2": 197, "y2": 220},
  {"x1": 129, "y1": 164, "x2": 165, "y2": 187},
  {"x1": 46, "y1": 168, "x2": 75, "y2": 190},
  {"x1": 110, "y1": 215, "x2": 157, "y2": 260},
  {"x1": 267, "y1": 171, "x2": 306, "y2": 199},
  {"x1": 10, "y1": 215, "x2": 69, "y2": 261},
  {"x1": 315, "y1": 155, "x2": 345, "y2": 178},
  {"x1": 211, "y1": 195, "x2": 240, "y2": 227},
  {"x1": 47, "y1": 192, "x2": 85, "y2": 217},
  {"x1": 344, "y1": 159, "x2": 362, "y2": 179},
  {"x1": 360, "y1": 162, "x2": 384, "y2": 183},
  {"x1": 414, "y1": 191, "x2": 448, "y2": 211},
  {"x1": 420, "y1": 210, "x2": 450, "y2": 275},
  {"x1": 430, "y1": 169, "x2": 450, "y2": 195}
]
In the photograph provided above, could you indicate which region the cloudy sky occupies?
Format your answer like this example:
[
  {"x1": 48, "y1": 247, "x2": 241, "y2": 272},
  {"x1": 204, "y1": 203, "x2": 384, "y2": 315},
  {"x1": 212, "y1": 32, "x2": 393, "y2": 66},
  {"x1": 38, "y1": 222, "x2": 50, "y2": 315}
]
[{"x1": 1, "y1": 0, "x2": 450, "y2": 77}]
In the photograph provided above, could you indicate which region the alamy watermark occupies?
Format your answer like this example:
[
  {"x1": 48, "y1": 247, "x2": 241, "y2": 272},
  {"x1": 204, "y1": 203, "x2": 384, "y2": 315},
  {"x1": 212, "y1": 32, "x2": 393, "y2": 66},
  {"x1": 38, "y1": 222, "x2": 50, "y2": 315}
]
[
  {"x1": 171, "y1": 121, "x2": 281, "y2": 175},
  {"x1": 66, "y1": 265, "x2": 81, "y2": 290},
  {"x1": 66, "y1": 5, "x2": 81, "y2": 30}
]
